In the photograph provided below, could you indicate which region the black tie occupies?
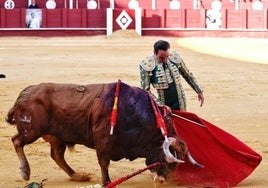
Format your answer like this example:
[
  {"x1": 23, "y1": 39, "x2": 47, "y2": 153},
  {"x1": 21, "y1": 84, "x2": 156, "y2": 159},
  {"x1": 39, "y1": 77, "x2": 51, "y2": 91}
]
[{"x1": 162, "y1": 63, "x2": 167, "y2": 70}]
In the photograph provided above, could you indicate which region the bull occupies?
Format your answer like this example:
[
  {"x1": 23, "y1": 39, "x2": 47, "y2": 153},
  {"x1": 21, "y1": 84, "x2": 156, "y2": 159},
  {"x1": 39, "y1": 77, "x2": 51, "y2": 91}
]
[{"x1": 6, "y1": 81, "x2": 199, "y2": 186}]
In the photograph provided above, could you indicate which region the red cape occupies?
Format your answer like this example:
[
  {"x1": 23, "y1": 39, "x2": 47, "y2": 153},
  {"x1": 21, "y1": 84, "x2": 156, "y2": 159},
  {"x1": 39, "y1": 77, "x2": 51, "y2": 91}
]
[{"x1": 172, "y1": 111, "x2": 262, "y2": 187}]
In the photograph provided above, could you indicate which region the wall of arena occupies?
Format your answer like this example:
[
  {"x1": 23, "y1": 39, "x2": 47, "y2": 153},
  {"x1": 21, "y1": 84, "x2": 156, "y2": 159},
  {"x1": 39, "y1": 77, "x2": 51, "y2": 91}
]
[{"x1": 0, "y1": 0, "x2": 268, "y2": 37}]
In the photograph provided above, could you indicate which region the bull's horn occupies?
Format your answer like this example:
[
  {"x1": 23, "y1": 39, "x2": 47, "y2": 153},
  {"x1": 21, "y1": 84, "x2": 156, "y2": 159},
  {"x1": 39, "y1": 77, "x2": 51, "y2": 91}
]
[
  {"x1": 187, "y1": 152, "x2": 204, "y2": 168},
  {"x1": 163, "y1": 137, "x2": 185, "y2": 163}
]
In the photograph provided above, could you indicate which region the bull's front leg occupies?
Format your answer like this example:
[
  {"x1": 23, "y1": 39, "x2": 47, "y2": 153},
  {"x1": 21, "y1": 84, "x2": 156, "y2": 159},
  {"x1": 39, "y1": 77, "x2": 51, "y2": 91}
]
[
  {"x1": 98, "y1": 157, "x2": 111, "y2": 187},
  {"x1": 12, "y1": 134, "x2": 30, "y2": 181},
  {"x1": 93, "y1": 118, "x2": 113, "y2": 186},
  {"x1": 95, "y1": 139, "x2": 111, "y2": 185}
]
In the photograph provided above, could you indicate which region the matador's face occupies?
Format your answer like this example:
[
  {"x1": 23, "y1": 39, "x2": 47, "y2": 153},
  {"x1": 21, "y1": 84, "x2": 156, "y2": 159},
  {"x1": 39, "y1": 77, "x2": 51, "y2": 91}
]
[{"x1": 155, "y1": 49, "x2": 169, "y2": 64}]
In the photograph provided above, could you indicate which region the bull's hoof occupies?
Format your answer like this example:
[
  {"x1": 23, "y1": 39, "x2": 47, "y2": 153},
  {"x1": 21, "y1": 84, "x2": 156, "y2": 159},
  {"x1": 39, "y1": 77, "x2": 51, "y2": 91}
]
[
  {"x1": 20, "y1": 167, "x2": 30, "y2": 181},
  {"x1": 70, "y1": 172, "x2": 91, "y2": 181},
  {"x1": 21, "y1": 172, "x2": 30, "y2": 181},
  {"x1": 20, "y1": 161, "x2": 30, "y2": 181}
]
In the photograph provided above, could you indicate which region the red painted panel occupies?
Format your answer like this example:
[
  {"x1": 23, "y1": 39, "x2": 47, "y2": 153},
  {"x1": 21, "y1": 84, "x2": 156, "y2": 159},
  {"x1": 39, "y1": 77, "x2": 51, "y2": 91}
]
[
  {"x1": 247, "y1": 10, "x2": 265, "y2": 29},
  {"x1": 165, "y1": 9, "x2": 184, "y2": 28},
  {"x1": 185, "y1": 10, "x2": 203, "y2": 28},
  {"x1": 21, "y1": 8, "x2": 26, "y2": 27},
  {"x1": 42, "y1": 9, "x2": 47, "y2": 27},
  {"x1": 46, "y1": 9, "x2": 63, "y2": 28},
  {"x1": 226, "y1": 10, "x2": 246, "y2": 28},
  {"x1": 67, "y1": 9, "x2": 82, "y2": 27},
  {"x1": 5, "y1": 9, "x2": 21, "y2": 27},
  {"x1": 81, "y1": 9, "x2": 87, "y2": 27},
  {"x1": 142, "y1": 9, "x2": 161, "y2": 28},
  {"x1": 87, "y1": 9, "x2": 106, "y2": 28},
  {"x1": 0, "y1": 9, "x2": 3, "y2": 26},
  {"x1": 266, "y1": 9, "x2": 268, "y2": 29},
  {"x1": 221, "y1": 9, "x2": 227, "y2": 28},
  {"x1": 62, "y1": 9, "x2": 68, "y2": 27}
]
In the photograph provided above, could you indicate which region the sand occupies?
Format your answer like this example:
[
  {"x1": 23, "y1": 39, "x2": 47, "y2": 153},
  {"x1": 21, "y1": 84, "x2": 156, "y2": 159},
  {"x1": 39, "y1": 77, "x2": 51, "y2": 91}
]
[{"x1": 0, "y1": 31, "x2": 267, "y2": 187}]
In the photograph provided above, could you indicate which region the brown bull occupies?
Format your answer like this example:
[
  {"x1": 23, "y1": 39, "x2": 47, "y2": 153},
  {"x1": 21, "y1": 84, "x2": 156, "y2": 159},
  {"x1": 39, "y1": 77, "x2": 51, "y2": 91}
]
[{"x1": 6, "y1": 81, "x2": 196, "y2": 186}]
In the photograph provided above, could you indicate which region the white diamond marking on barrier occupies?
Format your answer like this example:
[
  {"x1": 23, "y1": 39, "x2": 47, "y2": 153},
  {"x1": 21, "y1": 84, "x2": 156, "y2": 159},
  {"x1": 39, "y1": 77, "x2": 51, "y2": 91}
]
[{"x1": 116, "y1": 10, "x2": 133, "y2": 30}]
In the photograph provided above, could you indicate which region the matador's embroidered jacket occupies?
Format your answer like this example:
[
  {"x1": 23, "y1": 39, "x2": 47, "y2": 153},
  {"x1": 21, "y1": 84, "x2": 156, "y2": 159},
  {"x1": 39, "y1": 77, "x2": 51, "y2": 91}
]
[{"x1": 139, "y1": 51, "x2": 202, "y2": 111}]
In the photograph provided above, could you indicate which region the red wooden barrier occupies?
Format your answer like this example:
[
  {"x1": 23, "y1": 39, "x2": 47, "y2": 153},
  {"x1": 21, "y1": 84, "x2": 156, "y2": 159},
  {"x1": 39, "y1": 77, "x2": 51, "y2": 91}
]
[
  {"x1": 247, "y1": 10, "x2": 266, "y2": 29},
  {"x1": 67, "y1": 9, "x2": 83, "y2": 27},
  {"x1": 4, "y1": 9, "x2": 22, "y2": 28},
  {"x1": 87, "y1": 9, "x2": 106, "y2": 28},
  {"x1": 142, "y1": 9, "x2": 162, "y2": 28},
  {"x1": 165, "y1": 9, "x2": 185, "y2": 28},
  {"x1": 45, "y1": 9, "x2": 63, "y2": 28},
  {"x1": 1, "y1": 7, "x2": 268, "y2": 30},
  {"x1": 226, "y1": 10, "x2": 247, "y2": 29},
  {"x1": 185, "y1": 9, "x2": 206, "y2": 28},
  {"x1": 0, "y1": 5, "x2": 267, "y2": 38}
]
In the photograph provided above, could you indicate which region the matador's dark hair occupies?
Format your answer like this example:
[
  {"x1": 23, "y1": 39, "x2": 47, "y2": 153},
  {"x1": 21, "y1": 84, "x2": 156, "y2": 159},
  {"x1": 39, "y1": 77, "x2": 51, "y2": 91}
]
[{"x1": 153, "y1": 40, "x2": 170, "y2": 54}]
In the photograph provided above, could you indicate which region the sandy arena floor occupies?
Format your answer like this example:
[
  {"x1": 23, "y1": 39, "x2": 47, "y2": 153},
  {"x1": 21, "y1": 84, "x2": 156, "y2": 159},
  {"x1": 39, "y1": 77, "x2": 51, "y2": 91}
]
[{"x1": 0, "y1": 31, "x2": 267, "y2": 188}]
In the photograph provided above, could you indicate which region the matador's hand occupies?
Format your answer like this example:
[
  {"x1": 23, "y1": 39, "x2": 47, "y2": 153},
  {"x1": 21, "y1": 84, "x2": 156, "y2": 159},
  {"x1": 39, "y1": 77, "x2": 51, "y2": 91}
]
[{"x1": 198, "y1": 91, "x2": 204, "y2": 107}]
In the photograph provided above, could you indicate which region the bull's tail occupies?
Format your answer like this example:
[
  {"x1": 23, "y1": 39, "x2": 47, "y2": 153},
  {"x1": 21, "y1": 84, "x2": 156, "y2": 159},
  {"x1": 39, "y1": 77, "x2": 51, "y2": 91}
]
[{"x1": 6, "y1": 105, "x2": 16, "y2": 125}]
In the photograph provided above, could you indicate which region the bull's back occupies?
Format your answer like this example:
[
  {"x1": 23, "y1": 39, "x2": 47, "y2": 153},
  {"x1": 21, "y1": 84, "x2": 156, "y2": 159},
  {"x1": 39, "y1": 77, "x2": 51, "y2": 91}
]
[
  {"x1": 7, "y1": 82, "x2": 113, "y2": 125},
  {"x1": 23, "y1": 82, "x2": 110, "y2": 107},
  {"x1": 6, "y1": 83, "x2": 105, "y2": 124},
  {"x1": 7, "y1": 82, "x2": 114, "y2": 146}
]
